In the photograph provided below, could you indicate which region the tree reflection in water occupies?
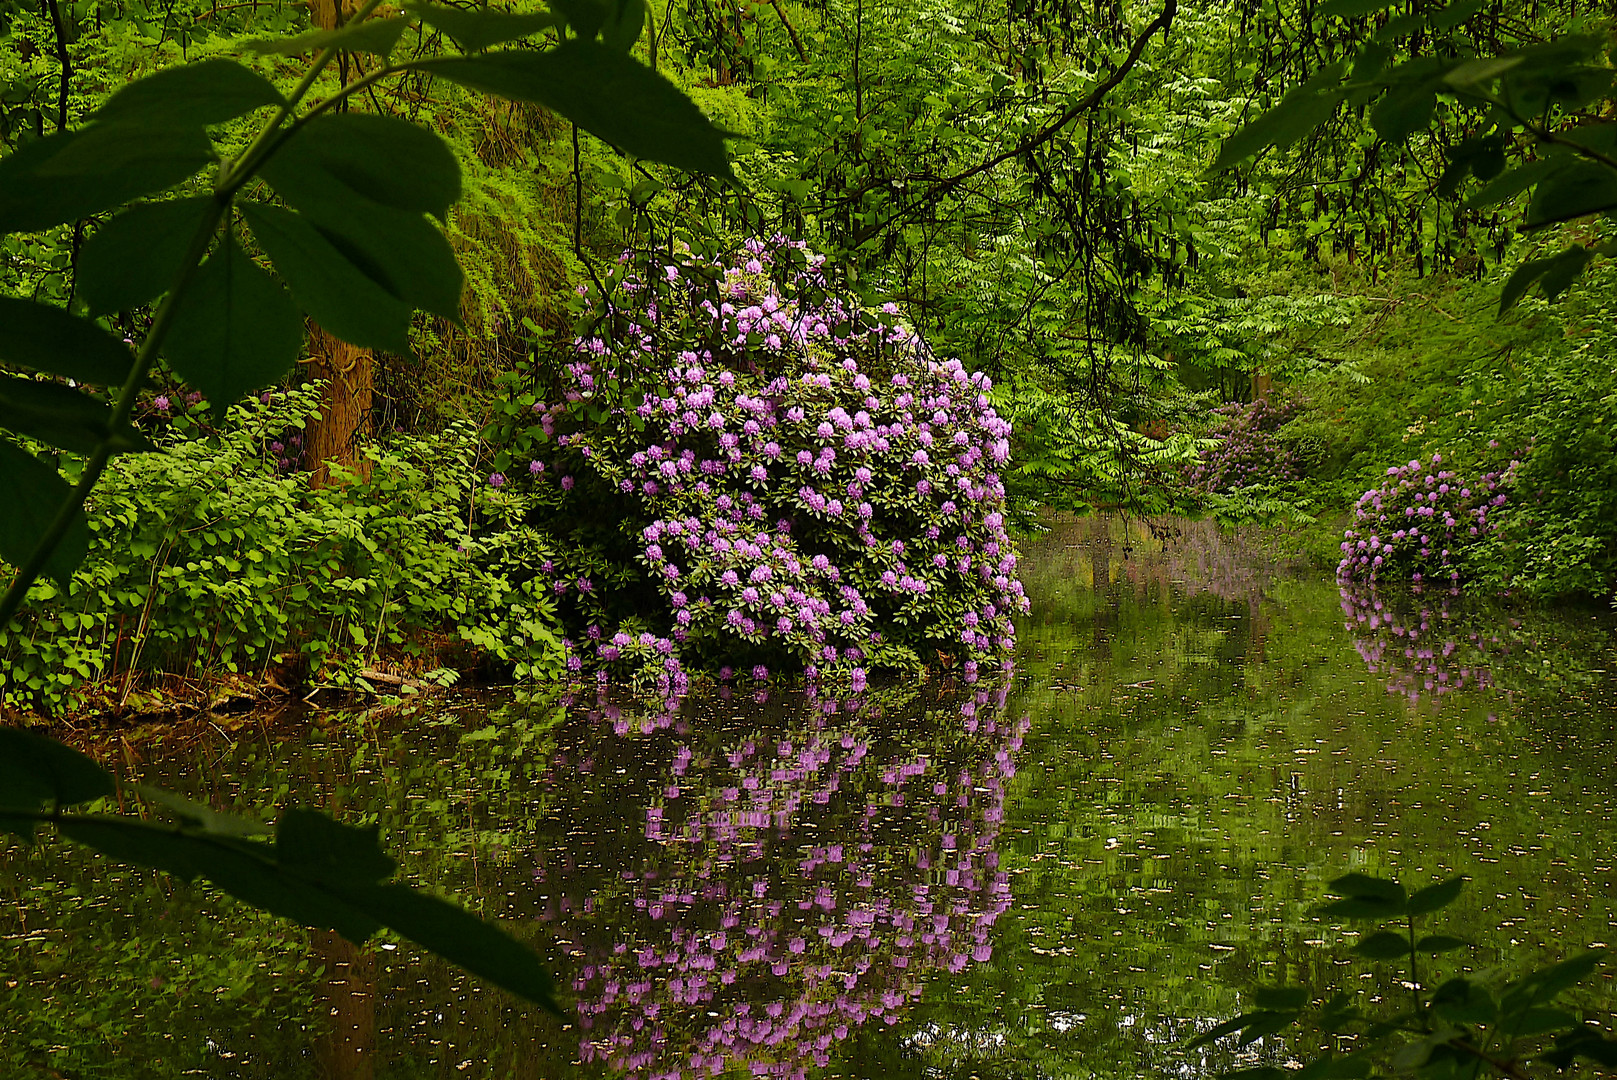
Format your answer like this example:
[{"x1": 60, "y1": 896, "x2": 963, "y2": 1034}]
[{"x1": 529, "y1": 676, "x2": 1027, "y2": 1080}]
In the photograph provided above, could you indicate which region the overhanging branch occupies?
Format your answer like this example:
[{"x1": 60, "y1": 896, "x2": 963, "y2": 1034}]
[{"x1": 845, "y1": 0, "x2": 1177, "y2": 249}]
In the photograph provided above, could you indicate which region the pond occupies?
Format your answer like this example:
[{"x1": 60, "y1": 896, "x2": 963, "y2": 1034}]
[{"x1": 6, "y1": 515, "x2": 1616, "y2": 1079}]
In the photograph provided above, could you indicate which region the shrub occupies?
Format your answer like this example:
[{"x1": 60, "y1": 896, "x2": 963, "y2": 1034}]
[
  {"x1": 1186, "y1": 395, "x2": 1308, "y2": 494},
  {"x1": 486, "y1": 237, "x2": 1029, "y2": 691},
  {"x1": 0, "y1": 390, "x2": 565, "y2": 715},
  {"x1": 1336, "y1": 451, "x2": 1517, "y2": 586}
]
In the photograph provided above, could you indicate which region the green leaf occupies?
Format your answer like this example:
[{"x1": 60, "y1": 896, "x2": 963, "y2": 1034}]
[
  {"x1": 1431, "y1": 0, "x2": 1484, "y2": 30},
  {"x1": 1442, "y1": 55, "x2": 1524, "y2": 90},
  {"x1": 1328, "y1": 872, "x2": 1406, "y2": 903},
  {"x1": 416, "y1": 40, "x2": 733, "y2": 177},
  {"x1": 600, "y1": 0, "x2": 645, "y2": 51},
  {"x1": 1431, "y1": 977, "x2": 1498, "y2": 1025},
  {"x1": 1351, "y1": 930, "x2": 1410, "y2": 959},
  {"x1": 407, "y1": 0, "x2": 561, "y2": 51},
  {"x1": 0, "y1": 728, "x2": 114, "y2": 839},
  {"x1": 1373, "y1": 11, "x2": 1425, "y2": 40},
  {"x1": 1525, "y1": 162, "x2": 1617, "y2": 228},
  {"x1": 1514, "y1": 951, "x2": 1605, "y2": 1004},
  {"x1": 1316, "y1": 0, "x2": 1396, "y2": 15},
  {"x1": 1222, "y1": 1070, "x2": 1287, "y2": 1080},
  {"x1": 1238, "y1": 1010, "x2": 1301, "y2": 1046},
  {"x1": 1499, "y1": 246, "x2": 1591, "y2": 313},
  {"x1": 1466, "y1": 158, "x2": 1560, "y2": 210},
  {"x1": 0, "y1": 376, "x2": 152, "y2": 457},
  {"x1": 34, "y1": 124, "x2": 212, "y2": 181},
  {"x1": 91, "y1": 58, "x2": 286, "y2": 128},
  {"x1": 133, "y1": 783, "x2": 271, "y2": 837},
  {"x1": 1253, "y1": 986, "x2": 1309, "y2": 1011},
  {"x1": 78, "y1": 196, "x2": 220, "y2": 316},
  {"x1": 0, "y1": 129, "x2": 212, "y2": 233},
  {"x1": 1509, "y1": 1008, "x2": 1579, "y2": 1037},
  {"x1": 0, "y1": 436, "x2": 89, "y2": 588},
  {"x1": 164, "y1": 232, "x2": 305, "y2": 421},
  {"x1": 1208, "y1": 84, "x2": 1342, "y2": 173},
  {"x1": 275, "y1": 807, "x2": 396, "y2": 886},
  {"x1": 1406, "y1": 875, "x2": 1465, "y2": 914},
  {"x1": 551, "y1": 0, "x2": 605, "y2": 37},
  {"x1": 62, "y1": 814, "x2": 389, "y2": 942},
  {"x1": 1415, "y1": 935, "x2": 1469, "y2": 954},
  {"x1": 264, "y1": 113, "x2": 461, "y2": 220},
  {"x1": 336, "y1": 882, "x2": 562, "y2": 1013},
  {"x1": 0, "y1": 298, "x2": 135, "y2": 385},
  {"x1": 241, "y1": 201, "x2": 414, "y2": 353},
  {"x1": 1187, "y1": 1012, "x2": 1261, "y2": 1049},
  {"x1": 260, "y1": 181, "x2": 463, "y2": 321},
  {"x1": 1543, "y1": 1026, "x2": 1617, "y2": 1070},
  {"x1": 1318, "y1": 895, "x2": 1403, "y2": 918},
  {"x1": 1370, "y1": 81, "x2": 1436, "y2": 145},
  {"x1": 247, "y1": 15, "x2": 410, "y2": 56}
]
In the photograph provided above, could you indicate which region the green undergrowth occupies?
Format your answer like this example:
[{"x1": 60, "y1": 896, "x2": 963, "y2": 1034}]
[
  {"x1": 0, "y1": 389, "x2": 565, "y2": 718},
  {"x1": 1188, "y1": 241, "x2": 1617, "y2": 602}
]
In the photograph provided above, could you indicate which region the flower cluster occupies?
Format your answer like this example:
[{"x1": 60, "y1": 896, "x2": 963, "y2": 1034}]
[
  {"x1": 1337, "y1": 452, "x2": 1519, "y2": 585},
  {"x1": 529, "y1": 677, "x2": 1023, "y2": 1080},
  {"x1": 490, "y1": 237, "x2": 1028, "y2": 684},
  {"x1": 1185, "y1": 395, "x2": 1306, "y2": 494}
]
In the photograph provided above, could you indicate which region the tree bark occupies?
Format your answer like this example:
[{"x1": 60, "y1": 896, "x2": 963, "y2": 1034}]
[
  {"x1": 303, "y1": 326, "x2": 374, "y2": 487},
  {"x1": 301, "y1": 0, "x2": 375, "y2": 489}
]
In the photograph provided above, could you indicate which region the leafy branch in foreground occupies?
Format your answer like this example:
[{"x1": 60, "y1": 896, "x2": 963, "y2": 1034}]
[
  {"x1": 0, "y1": 0, "x2": 735, "y2": 1022},
  {"x1": 0, "y1": 0, "x2": 733, "y2": 628},
  {"x1": 0, "y1": 726, "x2": 562, "y2": 1013},
  {"x1": 1208, "y1": 0, "x2": 1617, "y2": 314},
  {"x1": 1190, "y1": 872, "x2": 1617, "y2": 1079}
]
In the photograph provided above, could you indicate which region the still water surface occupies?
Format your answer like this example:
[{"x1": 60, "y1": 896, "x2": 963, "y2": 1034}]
[{"x1": 6, "y1": 516, "x2": 1615, "y2": 1079}]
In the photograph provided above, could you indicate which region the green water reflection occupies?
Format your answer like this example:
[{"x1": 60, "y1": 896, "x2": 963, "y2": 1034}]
[{"x1": 4, "y1": 515, "x2": 1614, "y2": 1079}]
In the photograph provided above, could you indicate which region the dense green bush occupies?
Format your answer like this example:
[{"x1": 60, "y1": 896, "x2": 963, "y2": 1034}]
[{"x1": 0, "y1": 389, "x2": 564, "y2": 715}]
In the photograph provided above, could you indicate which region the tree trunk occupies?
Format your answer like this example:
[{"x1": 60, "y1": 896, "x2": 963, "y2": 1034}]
[
  {"x1": 302, "y1": 0, "x2": 375, "y2": 489},
  {"x1": 304, "y1": 326, "x2": 374, "y2": 487}
]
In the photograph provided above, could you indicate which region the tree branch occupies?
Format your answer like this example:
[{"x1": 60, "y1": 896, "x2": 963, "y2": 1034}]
[{"x1": 844, "y1": 0, "x2": 1176, "y2": 248}]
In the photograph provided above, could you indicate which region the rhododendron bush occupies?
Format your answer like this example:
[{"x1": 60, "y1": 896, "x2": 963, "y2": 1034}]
[
  {"x1": 485, "y1": 238, "x2": 1028, "y2": 688},
  {"x1": 1337, "y1": 451, "x2": 1518, "y2": 586}
]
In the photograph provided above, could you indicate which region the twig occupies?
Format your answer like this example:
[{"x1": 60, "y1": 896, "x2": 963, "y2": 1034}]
[
  {"x1": 766, "y1": 0, "x2": 807, "y2": 61},
  {"x1": 845, "y1": 0, "x2": 1176, "y2": 248},
  {"x1": 44, "y1": 0, "x2": 71, "y2": 132}
]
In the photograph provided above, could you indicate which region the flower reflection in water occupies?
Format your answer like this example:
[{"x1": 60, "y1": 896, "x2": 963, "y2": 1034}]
[
  {"x1": 1339, "y1": 582, "x2": 1509, "y2": 703},
  {"x1": 531, "y1": 677, "x2": 1026, "y2": 1080}
]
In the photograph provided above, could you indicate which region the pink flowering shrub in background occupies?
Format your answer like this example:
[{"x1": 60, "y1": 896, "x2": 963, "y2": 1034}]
[
  {"x1": 526, "y1": 677, "x2": 1023, "y2": 1080},
  {"x1": 1185, "y1": 394, "x2": 1308, "y2": 495},
  {"x1": 1337, "y1": 451, "x2": 1519, "y2": 586},
  {"x1": 485, "y1": 237, "x2": 1027, "y2": 689}
]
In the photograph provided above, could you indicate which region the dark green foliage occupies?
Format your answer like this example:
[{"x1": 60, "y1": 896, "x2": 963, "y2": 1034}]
[
  {"x1": 0, "y1": 297, "x2": 133, "y2": 385},
  {"x1": 0, "y1": 729, "x2": 561, "y2": 1012},
  {"x1": 90, "y1": 57, "x2": 285, "y2": 126},
  {"x1": 164, "y1": 233, "x2": 307, "y2": 422},
  {"x1": 418, "y1": 42, "x2": 733, "y2": 177},
  {"x1": 1194, "y1": 873, "x2": 1611, "y2": 1079},
  {"x1": 0, "y1": 436, "x2": 88, "y2": 588},
  {"x1": 77, "y1": 196, "x2": 217, "y2": 315}
]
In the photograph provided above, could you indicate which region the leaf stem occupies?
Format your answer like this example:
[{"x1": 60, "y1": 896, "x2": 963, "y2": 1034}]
[
  {"x1": 1409, "y1": 913, "x2": 1423, "y2": 1026},
  {"x1": 220, "y1": 0, "x2": 390, "y2": 192}
]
